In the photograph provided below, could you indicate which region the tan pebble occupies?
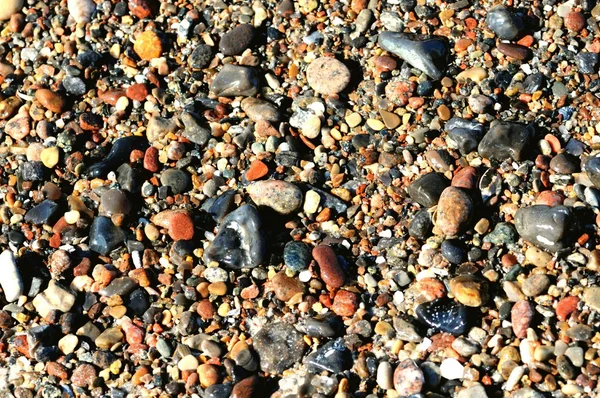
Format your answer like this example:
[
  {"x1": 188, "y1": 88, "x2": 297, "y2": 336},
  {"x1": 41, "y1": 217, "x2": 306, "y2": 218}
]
[
  {"x1": 379, "y1": 109, "x2": 401, "y2": 129},
  {"x1": 40, "y1": 146, "x2": 60, "y2": 168},
  {"x1": 345, "y1": 112, "x2": 362, "y2": 128}
]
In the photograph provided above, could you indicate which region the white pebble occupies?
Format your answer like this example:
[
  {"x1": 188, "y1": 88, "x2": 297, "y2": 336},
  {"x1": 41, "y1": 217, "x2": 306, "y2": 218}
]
[
  {"x1": 376, "y1": 361, "x2": 393, "y2": 390},
  {"x1": 0, "y1": 250, "x2": 23, "y2": 302},
  {"x1": 68, "y1": 0, "x2": 96, "y2": 24},
  {"x1": 440, "y1": 358, "x2": 464, "y2": 380}
]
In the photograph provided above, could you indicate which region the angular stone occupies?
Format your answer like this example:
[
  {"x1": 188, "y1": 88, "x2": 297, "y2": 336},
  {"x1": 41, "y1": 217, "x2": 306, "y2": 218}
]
[
  {"x1": 253, "y1": 323, "x2": 306, "y2": 374},
  {"x1": 89, "y1": 216, "x2": 126, "y2": 255},
  {"x1": 378, "y1": 32, "x2": 449, "y2": 80},
  {"x1": 304, "y1": 338, "x2": 349, "y2": 374},
  {"x1": 445, "y1": 117, "x2": 483, "y2": 155},
  {"x1": 204, "y1": 205, "x2": 266, "y2": 269},
  {"x1": 24, "y1": 200, "x2": 59, "y2": 225}
]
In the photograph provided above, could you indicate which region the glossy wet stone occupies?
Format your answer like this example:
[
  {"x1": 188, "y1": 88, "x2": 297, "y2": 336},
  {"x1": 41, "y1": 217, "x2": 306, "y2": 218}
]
[
  {"x1": 514, "y1": 205, "x2": 573, "y2": 252},
  {"x1": 585, "y1": 156, "x2": 600, "y2": 188},
  {"x1": 478, "y1": 121, "x2": 531, "y2": 162},
  {"x1": 393, "y1": 359, "x2": 424, "y2": 396},
  {"x1": 210, "y1": 64, "x2": 259, "y2": 97},
  {"x1": 160, "y1": 169, "x2": 191, "y2": 195},
  {"x1": 378, "y1": 32, "x2": 449, "y2": 80},
  {"x1": 407, "y1": 173, "x2": 448, "y2": 207},
  {"x1": 449, "y1": 275, "x2": 488, "y2": 307},
  {"x1": 445, "y1": 117, "x2": 484, "y2": 155},
  {"x1": 408, "y1": 209, "x2": 433, "y2": 239},
  {"x1": 208, "y1": 190, "x2": 235, "y2": 222},
  {"x1": 204, "y1": 205, "x2": 266, "y2": 269},
  {"x1": 88, "y1": 216, "x2": 126, "y2": 255},
  {"x1": 253, "y1": 323, "x2": 306, "y2": 374},
  {"x1": 283, "y1": 241, "x2": 311, "y2": 272},
  {"x1": 416, "y1": 298, "x2": 468, "y2": 335},
  {"x1": 304, "y1": 338, "x2": 350, "y2": 374},
  {"x1": 100, "y1": 189, "x2": 131, "y2": 216},
  {"x1": 99, "y1": 277, "x2": 138, "y2": 297},
  {"x1": 87, "y1": 136, "x2": 148, "y2": 178},
  {"x1": 485, "y1": 5, "x2": 523, "y2": 40},
  {"x1": 24, "y1": 200, "x2": 59, "y2": 225}
]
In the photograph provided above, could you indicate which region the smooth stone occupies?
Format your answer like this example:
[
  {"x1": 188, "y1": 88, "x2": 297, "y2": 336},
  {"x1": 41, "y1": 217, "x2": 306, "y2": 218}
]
[
  {"x1": 585, "y1": 156, "x2": 600, "y2": 188},
  {"x1": 377, "y1": 361, "x2": 394, "y2": 390},
  {"x1": 523, "y1": 73, "x2": 545, "y2": 94},
  {"x1": 210, "y1": 64, "x2": 259, "y2": 97},
  {"x1": 306, "y1": 57, "x2": 351, "y2": 95},
  {"x1": 380, "y1": 11, "x2": 404, "y2": 31},
  {"x1": 497, "y1": 43, "x2": 530, "y2": 61},
  {"x1": 583, "y1": 286, "x2": 600, "y2": 311},
  {"x1": 0, "y1": 0, "x2": 23, "y2": 20},
  {"x1": 436, "y1": 187, "x2": 473, "y2": 237},
  {"x1": 416, "y1": 298, "x2": 468, "y2": 335},
  {"x1": 392, "y1": 318, "x2": 423, "y2": 342},
  {"x1": 241, "y1": 97, "x2": 280, "y2": 122},
  {"x1": 253, "y1": 323, "x2": 306, "y2": 374},
  {"x1": 0, "y1": 250, "x2": 23, "y2": 302},
  {"x1": 219, "y1": 24, "x2": 255, "y2": 55},
  {"x1": 146, "y1": 116, "x2": 177, "y2": 142},
  {"x1": 99, "y1": 277, "x2": 138, "y2": 296},
  {"x1": 208, "y1": 190, "x2": 235, "y2": 222},
  {"x1": 449, "y1": 274, "x2": 488, "y2": 307},
  {"x1": 521, "y1": 274, "x2": 550, "y2": 297},
  {"x1": 407, "y1": 173, "x2": 448, "y2": 207},
  {"x1": 181, "y1": 111, "x2": 211, "y2": 146},
  {"x1": 441, "y1": 239, "x2": 465, "y2": 264},
  {"x1": 247, "y1": 180, "x2": 303, "y2": 214},
  {"x1": 445, "y1": 117, "x2": 484, "y2": 155},
  {"x1": 440, "y1": 358, "x2": 464, "y2": 380},
  {"x1": 188, "y1": 44, "x2": 213, "y2": 69},
  {"x1": 35, "y1": 280, "x2": 76, "y2": 316},
  {"x1": 160, "y1": 169, "x2": 191, "y2": 194},
  {"x1": 100, "y1": 189, "x2": 131, "y2": 216},
  {"x1": 204, "y1": 205, "x2": 266, "y2": 269},
  {"x1": 550, "y1": 153, "x2": 578, "y2": 174},
  {"x1": 87, "y1": 136, "x2": 147, "y2": 178},
  {"x1": 89, "y1": 216, "x2": 126, "y2": 255},
  {"x1": 117, "y1": 163, "x2": 142, "y2": 193},
  {"x1": 478, "y1": 121, "x2": 531, "y2": 161},
  {"x1": 458, "y1": 384, "x2": 489, "y2": 398},
  {"x1": 556, "y1": 355, "x2": 577, "y2": 380},
  {"x1": 95, "y1": 327, "x2": 123, "y2": 349},
  {"x1": 393, "y1": 359, "x2": 424, "y2": 396},
  {"x1": 283, "y1": 241, "x2": 311, "y2": 272},
  {"x1": 408, "y1": 209, "x2": 433, "y2": 239},
  {"x1": 483, "y1": 222, "x2": 518, "y2": 245},
  {"x1": 511, "y1": 300, "x2": 535, "y2": 338},
  {"x1": 514, "y1": 205, "x2": 573, "y2": 252},
  {"x1": 485, "y1": 5, "x2": 523, "y2": 40},
  {"x1": 205, "y1": 384, "x2": 232, "y2": 398},
  {"x1": 68, "y1": 0, "x2": 95, "y2": 23},
  {"x1": 24, "y1": 200, "x2": 59, "y2": 225},
  {"x1": 313, "y1": 245, "x2": 345, "y2": 289},
  {"x1": 304, "y1": 338, "x2": 349, "y2": 374},
  {"x1": 378, "y1": 32, "x2": 449, "y2": 80},
  {"x1": 452, "y1": 337, "x2": 479, "y2": 357}
]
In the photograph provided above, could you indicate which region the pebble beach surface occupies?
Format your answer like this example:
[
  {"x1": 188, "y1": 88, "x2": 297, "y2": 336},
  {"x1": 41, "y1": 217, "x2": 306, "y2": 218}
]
[{"x1": 0, "y1": 0, "x2": 599, "y2": 397}]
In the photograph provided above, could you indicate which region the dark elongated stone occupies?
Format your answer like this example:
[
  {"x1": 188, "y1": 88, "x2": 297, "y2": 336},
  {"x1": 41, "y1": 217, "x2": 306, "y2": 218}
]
[
  {"x1": 416, "y1": 298, "x2": 468, "y2": 335},
  {"x1": 99, "y1": 277, "x2": 138, "y2": 297},
  {"x1": 478, "y1": 121, "x2": 531, "y2": 161},
  {"x1": 407, "y1": 173, "x2": 448, "y2": 207},
  {"x1": 89, "y1": 216, "x2": 126, "y2": 255},
  {"x1": 87, "y1": 136, "x2": 148, "y2": 178},
  {"x1": 378, "y1": 32, "x2": 449, "y2": 80},
  {"x1": 204, "y1": 205, "x2": 266, "y2": 269},
  {"x1": 514, "y1": 205, "x2": 574, "y2": 252}
]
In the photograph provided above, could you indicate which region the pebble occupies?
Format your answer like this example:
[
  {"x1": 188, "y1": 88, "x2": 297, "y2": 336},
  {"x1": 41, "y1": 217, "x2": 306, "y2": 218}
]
[
  {"x1": 134, "y1": 30, "x2": 163, "y2": 60},
  {"x1": 253, "y1": 323, "x2": 306, "y2": 374},
  {"x1": 478, "y1": 121, "x2": 531, "y2": 161},
  {"x1": 247, "y1": 180, "x2": 303, "y2": 214},
  {"x1": 378, "y1": 32, "x2": 449, "y2": 80},
  {"x1": 511, "y1": 300, "x2": 535, "y2": 338},
  {"x1": 313, "y1": 245, "x2": 345, "y2": 289},
  {"x1": 306, "y1": 57, "x2": 351, "y2": 95},
  {"x1": 583, "y1": 286, "x2": 600, "y2": 311},
  {"x1": 377, "y1": 361, "x2": 394, "y2": 389},
  {"x1": 521, "y1": 274, "x2": 551, "y2": 297},
  {"x1": 241, "y1": 97, "x2": 280, "y2": 122},
  {"x1": 35, "y1": 89, "x2": 65, "y2": 114},
  {"x1": 407, "y1": 173, "x2": 448, "y2": 207},
  {"x1": 304, "y1": 338, "x2": 348, "y2": 373},
  {"x1": 88, "y1": 216, "x2": 125, "y2": 255},
  {"x1": 152, "y1": 209, "x2": 194, "y2": 241},
  {"x1": 188, "y1": 44, "x2": 213, "y2": 69},
  {"x1": 440, "y1": 358, "x2": 464, "y2": 380},
  {"x1": 210, "y1": 64, "x2": 259, "y2": 97},
  {"x1": 514, "y1": 205, "x2": 573, "y2": 252},
  {"x1": 449, "y1": 275, "x2": 488, "y2": 307},
  {"x1": 205, "y1": 205, "x2": 265, "y2": 269},
  {"x1": 40, "y1": 147, "x2": 59, "y2": 168},
  {"x1": 486, "y1": 5, "x2": 523, "y2": 39},
  {"x1": 0, "y1": 0, "x2": 23, "y2": 20},
  {"x1": 219, "y1": 24, "x2": 255, "y2": 55},
  {"x1": 283, "y1": 241, "x2": 311, "y2": 272},
  {"x1": 393, "y1": 359, "x2": 424, "y2": 396},
  {"x1": 435, "y1": 187, "x2": 473, "y2": 237},
  {"x1": 0, "y1": 250, "x2": 23, "y2": 302}
]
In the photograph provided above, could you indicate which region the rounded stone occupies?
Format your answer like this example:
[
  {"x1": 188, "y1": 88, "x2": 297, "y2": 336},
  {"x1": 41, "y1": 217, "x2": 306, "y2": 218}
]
[
  {"x1": 134, "y1": 30, "x2": 163, "y2": 61},
  {"x1": 312, "y1": 245, "x2": 345, "y2": 289},
  {"x1": 306, "y1": 57, "x2": 351, "y2": 95},
  {"x1": 247, "y1": 180, "x2": 303, "y2": 214}
]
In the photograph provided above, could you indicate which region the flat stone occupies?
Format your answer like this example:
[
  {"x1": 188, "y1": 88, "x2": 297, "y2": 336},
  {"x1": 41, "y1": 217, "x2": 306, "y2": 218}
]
[
  {"x1": 478, "y1": 121, "x2": 531, "y2": 161},
  {"x1": 253, "y1": 323, "x2": 306, "y2": 374},
  {"x1": 306, "y1": 57, "x2": 351, "y2": 95},
  {"x1": 181, "y1": 112, "x2": 211, "y2": 146},
  {"x1": 95, "y1": 327, "x2": 123, "y2": 349},
  {"x1": 304, "y1": 338, "x2": 350, "y2": 374},
  {"x1": 247, "y1": 180, "x2": 303, "y2": 214},
  {"x1": 241, "y1": 97, "x2": 280, "y2": 122},
  {"x1": 407, "y1": 173, "x2": 448, "y2": 207},
  {"x1": 449, "y1": 275, "x2": 488, "y2": 307},
  {"x1": 514, "y1": 205, "x2": 573, "y2": 252},
  {"x1": 416, "y1": 298, "x2": 468, "y2": 335},
  {"x1": 219, "y1": 24, "x2": 255, "y2": 55},
  {"x1": 486, "y1": 5, "x2": 523, "y2": 39},
  {"x1": 24, "y1": 200, "x2": 59, "y2": 225},
  {"x1": 378, "y1": 32, "x2": 449, "y2": 80},
  {"x1": 210, "y1": 64, "x2": 259, "y2": 97},
  {"x1": 89, "y1": 216, "x2": 126, "y2": 255}
]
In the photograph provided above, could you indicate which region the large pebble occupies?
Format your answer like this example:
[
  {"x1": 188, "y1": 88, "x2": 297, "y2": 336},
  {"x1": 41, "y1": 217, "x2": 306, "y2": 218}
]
[
  {"x1": 378, "y1": 32, "x2": 449, "y2": 80},
  {"x1": 393, "y1": 359, "x2": 424, "y2": 396},
  {"x1": 253, "y1": 323, "x2": 306, "y2": 374},
  {"x1": 407, "y1": 173, "x2": 448, "y2": 207},
  {"x1": 435, "y1": 187, "x2": 473, "y2": 237},
  {"x1": 0, "y1": 250, "x2": 23, "y2": 302},
  {"x1": 514, "y1": 205, "x2": 573, "y2": 252},
  {"x1": 219, "y1": 24, "x2": 255, "y2": 55},
  {"x1": 511, "y1": 300, "x2": 535, "y2": 338},
  {"x1": 312, "y1": 245, "x2": 345, "y2": 289},
  {"x1": 416, "y1": 298, "x2": 468, "y2": 335},
  {"x1": 478, "y1": 121, "x2": 531, "y2": 162},
  {"x1": 449, "y1": 275, "x2": 488, "y2": 307},
  {"x1": 205, "y1": 205, "x2": 266, "y2": 269},
  {"x1": 68, "y1": 0, "x2": 95, "y2": 23},
  {"x1": 306, "y1": 57, "x2": 351, "y2": 95},
  {"x1": 247, "y1": 180, "x2": 303, "y2": 214},
  {"x1": 210, "y1": 64, "x2": 259, "y2": 97},
  {"x1": 0, "y1": 0, "x2": 23, "y2": 20},
  {"x1": 485, "y1": 5, "x2": 523, "y2": 39},
  {"x1": 241, "y1": 98, "x2": 280, "y2": 122},
  {"x1": 89, "y1": 216, "x2": 125, "y2": 255}
]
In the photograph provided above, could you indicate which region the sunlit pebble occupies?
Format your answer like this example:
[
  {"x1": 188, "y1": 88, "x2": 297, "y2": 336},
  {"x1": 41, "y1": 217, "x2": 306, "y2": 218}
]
[{"x1": 68, "y1": 0, "x2": 96, "y2": 24}]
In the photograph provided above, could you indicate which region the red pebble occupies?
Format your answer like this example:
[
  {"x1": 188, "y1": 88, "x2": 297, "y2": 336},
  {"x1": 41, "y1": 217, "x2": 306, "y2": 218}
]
[
  {"x1": 312, "y1": 245, "x2": 345, "y2": 289},
  {"x1": 144, "y1": 147, "x2": 159, "y2": 172},
  {"x1": 331, "y1": 290, "x2": 358, "y2": 317},
  {"x1": 556, "y1": 296, "x2": 579, "y2": 321}
]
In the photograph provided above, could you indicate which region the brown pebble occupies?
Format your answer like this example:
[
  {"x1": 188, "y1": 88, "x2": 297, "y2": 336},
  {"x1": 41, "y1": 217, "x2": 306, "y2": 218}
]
[
  {"x1": 511, "y1": 299, "x2": 535, "y2": 338},
  {"x1": 331, "y1": 290, "x2": 358, "y2": 316},
  {"x1": 497, "y1": 43, "x2": 531, "y2": 61},
  {"x1": 35, "y1": 89, "x2": 66, "y2": 114},
  {"x1": 312, "y1": 245, "x2": 345, "y2": 289},
  {"x1": 564, "y1": 11, "x2": 585, "y2": 32}
]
